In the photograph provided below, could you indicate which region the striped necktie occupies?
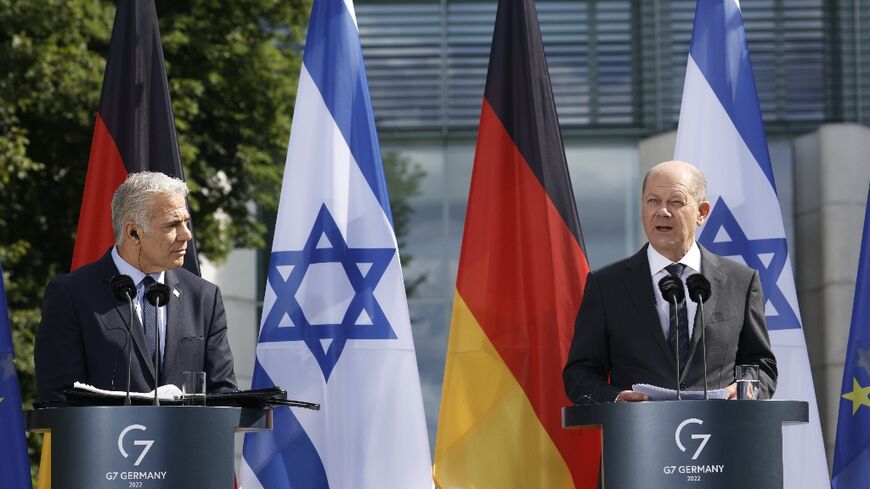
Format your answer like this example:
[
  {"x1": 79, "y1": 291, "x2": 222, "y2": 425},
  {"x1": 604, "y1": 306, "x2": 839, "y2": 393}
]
[
  {"x1": 665, "y1": 263, "x2": 690, "y2": 371},
  {"x1": 141, "y1": 276, "x2": 158, "y2": 367}
]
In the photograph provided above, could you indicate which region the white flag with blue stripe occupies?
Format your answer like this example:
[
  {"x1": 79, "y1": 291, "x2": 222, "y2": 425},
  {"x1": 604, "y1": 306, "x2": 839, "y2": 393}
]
[
  {"x1": 675, "y1": 1, "x2": 828, "y2": 488},
  {"x1": 239, "y1": 0, "x2": 432, "y2": 487}
]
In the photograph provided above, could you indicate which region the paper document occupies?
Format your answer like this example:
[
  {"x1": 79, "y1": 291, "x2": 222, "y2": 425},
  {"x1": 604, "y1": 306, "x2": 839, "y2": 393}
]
[
  {"x1": 73, "y1": 381, "x2": 183, "y2": 401},
  {"x1": 632, "y1": 383, "x2": 727, "y2": 400}
]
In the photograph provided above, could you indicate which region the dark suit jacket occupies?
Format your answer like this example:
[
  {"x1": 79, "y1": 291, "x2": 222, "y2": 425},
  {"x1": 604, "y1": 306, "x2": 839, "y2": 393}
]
[
  {"x1": 35, "y1": 249, "x2": 237, "y2": 401},
  {"x1": 563, "y1": 243, "x2": 777, "y2": 403}
]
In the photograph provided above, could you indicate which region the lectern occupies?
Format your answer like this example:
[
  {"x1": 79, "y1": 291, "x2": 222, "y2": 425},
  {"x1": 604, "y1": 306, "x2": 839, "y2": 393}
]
[
  {"x1": 28, "y1": 406, "x2": 271, "y2": 489},
  {"x1": 563, "y1": 400, "x2": 808, "y2": 489}
]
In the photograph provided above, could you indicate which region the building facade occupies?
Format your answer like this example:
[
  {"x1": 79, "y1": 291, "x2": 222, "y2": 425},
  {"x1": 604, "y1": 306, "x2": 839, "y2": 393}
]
[{"x1": 219, "y1": 0, "x2": 870, "y2": 466}]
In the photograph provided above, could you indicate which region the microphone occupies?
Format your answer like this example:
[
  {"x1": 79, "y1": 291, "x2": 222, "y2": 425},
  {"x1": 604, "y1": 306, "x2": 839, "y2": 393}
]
[
  {"x1": 658, "y1": 275, "x2": 685, "y2": 399},
  {"x1": 145, "y1": 282, "x2": 171, "y2": 406},
  {"x1": 110, "y1": 275, "x2": 136, "y2": 406},
  {"x1": 686, "y1": 274, "x2": 711, "y2": 303},
  {"x1": 686, "y1": 274, "x2": 712, "y2": 400},
  {"x1": 658, "y1": 275, "x2": 685, "y2": 303},
  {"x1": 111, "y1": 274, "x2": 136, "y2": 301}
]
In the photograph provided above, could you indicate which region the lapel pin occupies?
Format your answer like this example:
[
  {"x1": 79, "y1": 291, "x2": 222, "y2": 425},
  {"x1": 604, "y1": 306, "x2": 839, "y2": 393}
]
[{"x1": 173, "y1": 289, "x2": 180, "y2": 298}]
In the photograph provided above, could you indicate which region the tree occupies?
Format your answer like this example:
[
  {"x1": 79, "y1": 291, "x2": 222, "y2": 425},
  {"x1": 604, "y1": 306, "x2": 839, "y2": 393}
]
[
  {"x1": 382, "y1": 151, "x2": 426, "y2": 298},
  {"x1": 0, "y1": 0, "x2": 310, "y2": 481},
  {"x1": 1, "y1": 2, "x2": 428, "y2": 483}
]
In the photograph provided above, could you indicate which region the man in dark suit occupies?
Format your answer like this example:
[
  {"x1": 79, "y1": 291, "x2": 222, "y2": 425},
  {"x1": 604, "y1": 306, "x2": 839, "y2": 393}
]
[
  {"x1": 36, "y1": 171, "x2": 236, "y2": 401},
  {"x1": 563, "y1": 160, "x2": 776, "y2": 403}
]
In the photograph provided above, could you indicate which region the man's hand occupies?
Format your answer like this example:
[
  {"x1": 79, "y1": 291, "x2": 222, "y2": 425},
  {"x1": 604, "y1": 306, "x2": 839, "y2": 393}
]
[
  {"x1": 726, "y1": 383, "x2": 737, "y2": 400},
  {"x1": 615, "y1": 390, "x2": 650, "y2": 402}
]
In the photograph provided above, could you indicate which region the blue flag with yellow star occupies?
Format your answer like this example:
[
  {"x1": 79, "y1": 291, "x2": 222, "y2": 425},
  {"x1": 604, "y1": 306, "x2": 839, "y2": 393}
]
[
  {"x1": 0, "y1": 258, "x2": 32, "y2": 488},
  {"x1": 832, "y1": 185, "x2": 870, "y2": 488}
]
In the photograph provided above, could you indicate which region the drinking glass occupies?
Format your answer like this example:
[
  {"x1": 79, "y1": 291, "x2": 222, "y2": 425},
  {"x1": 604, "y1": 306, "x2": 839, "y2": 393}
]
[
  {"x1": 182, "y1": 371, "x2": 206, "y2": 406},
  {"x1": 735, "y1": 364, "x2": 760, "y2": 400}
]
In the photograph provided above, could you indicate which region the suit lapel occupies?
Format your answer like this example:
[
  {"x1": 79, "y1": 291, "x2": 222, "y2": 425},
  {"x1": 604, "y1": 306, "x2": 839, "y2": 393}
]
[
  {"x1": 624, "y1": 246, "x2": 674, "y2": 362},
  {"x1": 699, "y1": 247, "x2": 726, "y2": 328},
  {"x1": 683, "y1": 246, "x2": 726, "y2": 379},
  {"x1": 98, "y1": 251, "x2": 156, "y2": 384},
  {"x1": 161, "y1": 270, "x2": 183, "y2": 384},
  {"x1": 99, "y1": 252, "x2": 132, "y2": 335}
]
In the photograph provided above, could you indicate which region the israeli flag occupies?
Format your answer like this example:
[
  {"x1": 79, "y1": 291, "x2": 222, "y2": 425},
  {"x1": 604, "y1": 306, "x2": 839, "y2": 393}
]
[
  {"x1": 675, "y1": 1, "x2": 828, "y2": 488},
  {"x1": 239, "y1": 0, "x2": 432, "y2": 487}
]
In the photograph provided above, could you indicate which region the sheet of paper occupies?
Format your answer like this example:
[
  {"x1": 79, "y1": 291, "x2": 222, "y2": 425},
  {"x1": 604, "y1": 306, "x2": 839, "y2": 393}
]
[
  {"x1": 632, "y1": 383, "x2": 728, "y2": 400},
  {"x1": 73, "y1": 381, "x2": 182, "y2": 401}
]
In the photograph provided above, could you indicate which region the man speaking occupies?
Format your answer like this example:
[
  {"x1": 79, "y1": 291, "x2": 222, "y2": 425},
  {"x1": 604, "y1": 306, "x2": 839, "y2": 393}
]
[
  {"x1": 563, "y1": 160, "x2": 776, "y2": 403},
  {"x1": 35, "y1": 171, "x2": 236, "y2": 401}
]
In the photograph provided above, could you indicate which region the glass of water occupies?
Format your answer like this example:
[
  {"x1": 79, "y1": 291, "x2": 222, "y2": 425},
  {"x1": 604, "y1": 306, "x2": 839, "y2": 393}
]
[
  {"x1": 182, "y1": 371, "x2": 207, "y2": 406},
  {"x1": 735, "y1": 364, "x2": 760, "y2": 400}
]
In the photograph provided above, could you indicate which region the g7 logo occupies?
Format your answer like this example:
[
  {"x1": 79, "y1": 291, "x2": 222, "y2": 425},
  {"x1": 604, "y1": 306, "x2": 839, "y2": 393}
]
[
  {"x1": 675, "y1": 418, "x2": 711, "y2": 461},
  {"x1": 118, "y1": 424, "x2": 154, "y2": 466}
]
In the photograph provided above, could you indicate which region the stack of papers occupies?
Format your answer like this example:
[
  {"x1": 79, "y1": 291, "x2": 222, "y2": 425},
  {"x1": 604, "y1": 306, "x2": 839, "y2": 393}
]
[{"x1": 632, "y1": 383, "x2": 728, "y2": 400}]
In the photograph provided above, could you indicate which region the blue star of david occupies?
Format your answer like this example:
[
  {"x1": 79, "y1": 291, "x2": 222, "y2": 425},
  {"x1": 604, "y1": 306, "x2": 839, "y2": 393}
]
[
  {"x1": 699, "y1": 197, "x2": 800, "y2": 331},
  {"x1": 259, "y1": 204, "x2": 397, "y2": 381}
]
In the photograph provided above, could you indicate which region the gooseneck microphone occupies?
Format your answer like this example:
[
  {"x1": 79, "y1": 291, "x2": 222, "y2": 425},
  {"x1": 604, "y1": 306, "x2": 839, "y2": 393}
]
[
  {"x1": 686, "y1": 273, "x2": 712, "y2": 400},
  {"x1": 658, "y1": 275, "x2": 685, "y2": 400},
  {"x1": 110, "y1": 275, "x2": 136, "y2": 406},
  {"x1": 144, "y1": 282, "x2": 171, "y2": 406}
]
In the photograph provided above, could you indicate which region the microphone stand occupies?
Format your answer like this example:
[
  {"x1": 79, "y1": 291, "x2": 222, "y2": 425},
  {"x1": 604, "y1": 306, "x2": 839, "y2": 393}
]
[
  {"x1": 153, "y1": 293, "x2": 162, "y2": 407},
  {"x1": 672, "y1": 294, "x2": 682, "y2": 401},
  {"x1": 696, "y1": 293, "x2": 708, "y2": 400},
  {"x1": 125, "y1": 292, "x2": 134, "y2": 406}
]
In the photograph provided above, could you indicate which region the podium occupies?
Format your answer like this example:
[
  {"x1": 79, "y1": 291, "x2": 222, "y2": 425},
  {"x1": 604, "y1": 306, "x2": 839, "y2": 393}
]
[
  {"x1": 563, "y1": 400, "x2": 808, "y2": 489},
  {"x1": 28, "y1": 406, "x2": 271, "y2": 488}
]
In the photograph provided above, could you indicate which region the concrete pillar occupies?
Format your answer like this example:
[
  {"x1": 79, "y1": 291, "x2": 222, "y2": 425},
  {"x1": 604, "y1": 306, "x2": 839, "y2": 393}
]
[
  {"x1": 638, "y1": 130, "x2": 677, "y2": 173},
  {"x1": 637, "y1": 130, "x2": 676, "y2": 246},
  {"x1": 794, "y1": 123, "x2": 870, "y2": 462},
  {"x1": 200, "y1": 248, "x2": 260, "y2": 467}
]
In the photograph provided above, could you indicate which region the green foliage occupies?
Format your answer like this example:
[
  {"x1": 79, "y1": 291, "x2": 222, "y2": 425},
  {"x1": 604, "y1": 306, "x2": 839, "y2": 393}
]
[
  {"x1": 1, "y1": 3, "x2": 426, "y2": 484},
  {"x1": 156, "y1": 0, "x2": 310, "y2": 259},
  {"x1": 0, "y1": 0, "x2": 311, "y2": 483}
]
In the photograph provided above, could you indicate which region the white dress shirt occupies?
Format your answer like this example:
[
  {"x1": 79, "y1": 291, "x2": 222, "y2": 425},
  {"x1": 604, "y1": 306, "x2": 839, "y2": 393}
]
[
  {"x1": 111, "y1": 247, "x2": 166, "y2": 363},
  {"x1": 647, "y1": 243, "x2": 701, "y2": 340}
]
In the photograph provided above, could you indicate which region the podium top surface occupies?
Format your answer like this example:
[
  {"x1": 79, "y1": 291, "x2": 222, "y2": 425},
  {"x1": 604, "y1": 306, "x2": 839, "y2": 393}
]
[
  {"x1": 27, "y1": 405, "x2": 272, "y2": 433},
  {"x1": 563, "y1": 399, "x2": 808, "y2": 429}
]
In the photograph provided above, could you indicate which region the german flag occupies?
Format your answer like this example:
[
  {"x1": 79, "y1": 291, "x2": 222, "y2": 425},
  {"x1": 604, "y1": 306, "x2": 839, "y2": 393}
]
[
  {"x1": 39, "y1": 2, "x2": 198, "y2": 487},
  {"x1": 70, "y1": 0, "x2": 199, "y2": 274},
  {"x1": 433, "y1": 0, "x2": 597, "y2": 487}
]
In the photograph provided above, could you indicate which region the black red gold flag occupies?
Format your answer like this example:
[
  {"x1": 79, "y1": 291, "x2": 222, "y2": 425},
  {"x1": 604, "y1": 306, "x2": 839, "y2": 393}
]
[
  {"x1": 71, "y1": 0, "x2": 199, "y2": 274},
  {"x1": 434, "y1": 0, "x2": 597, "y2": 487}
]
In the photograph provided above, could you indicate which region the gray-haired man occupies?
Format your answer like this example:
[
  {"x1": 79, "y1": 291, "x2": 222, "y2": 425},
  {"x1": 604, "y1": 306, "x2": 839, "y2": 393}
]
[{"x1": 36, "y1": 171, "x2": 236, "y2": 402}]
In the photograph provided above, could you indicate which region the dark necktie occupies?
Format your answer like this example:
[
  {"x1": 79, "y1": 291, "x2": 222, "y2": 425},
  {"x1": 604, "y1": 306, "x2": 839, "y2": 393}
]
[
  {"x1": 141, "y1": 276, "x2": 158, "y2": 367},
  {"x1": 665, "y1": 263, "x2": 690, "y2": 371}
]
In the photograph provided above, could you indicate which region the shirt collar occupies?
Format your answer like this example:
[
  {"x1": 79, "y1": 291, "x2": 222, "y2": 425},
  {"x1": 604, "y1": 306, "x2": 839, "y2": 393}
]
[
  {"x1": 647, "y1": 242, "x2": 702, "y2": 277},
  {"x1": 111, "y1": 247, "x2": 165, "y2": 287}
]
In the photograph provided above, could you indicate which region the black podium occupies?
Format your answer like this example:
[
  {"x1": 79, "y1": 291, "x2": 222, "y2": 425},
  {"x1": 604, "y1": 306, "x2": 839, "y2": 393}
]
[
  {"x1": 28, "y1": 406, "x2": 271, "y2": 489},
  {"x1": 563, "y1": 400, "x2": 808, "y2": 489}
]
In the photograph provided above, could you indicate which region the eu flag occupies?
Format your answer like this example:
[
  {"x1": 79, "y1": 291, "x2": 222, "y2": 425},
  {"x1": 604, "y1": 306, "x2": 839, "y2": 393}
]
[
  {"x1": 0, "y1": 258, "x2": 32, "y2": 488},
  {"x1": 832, "y1": 185, "x2": 870, "y2": 488}
]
